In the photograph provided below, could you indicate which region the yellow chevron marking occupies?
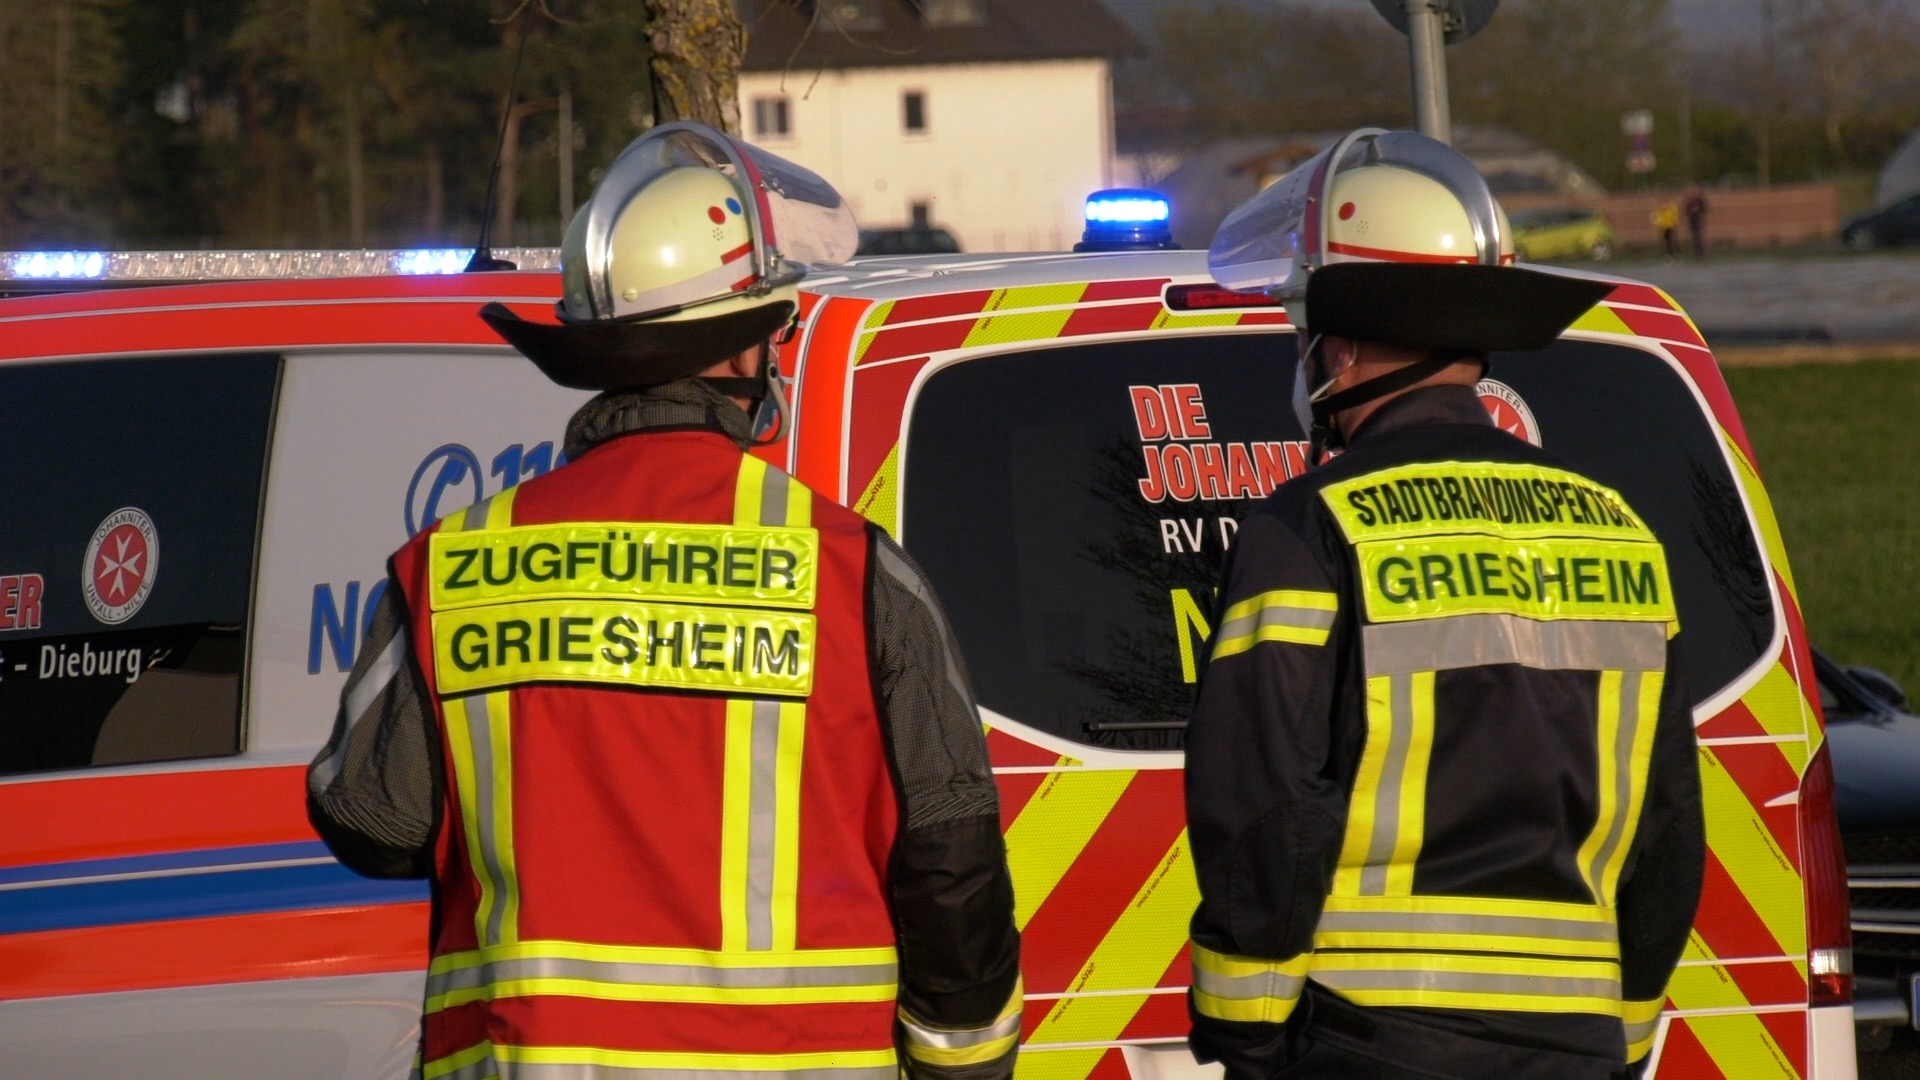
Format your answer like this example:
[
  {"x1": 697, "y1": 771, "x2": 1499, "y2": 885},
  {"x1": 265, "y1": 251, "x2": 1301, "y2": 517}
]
[
  {"x1": 1150, "y1": 308, "x2": 1240, "y2": 330},
  {"x1": 1723, "y1": 430, "x2": 1799, "y2": 603},
  {"x1": 1668, "y1": 937, "x2": 1803, "y2": 1080},
  {"x1": 1026, "y1": 830, "x2": 1201, "y2": 1047},
  {"x1": 1742, "y1": 661, "x2": 1815, "y2": 742},
  {"x1": 851, "y1": 300, "x2": 896, "y2": 365},
  {"x1": 1698, "y1": 746, "x2": 1807, "y2": 956},
  {"x1": 963, "y1": 284, "x2": 1087, "y2": 349},
  {"x1": 1570, "y1": 304, "x2": 1637, "y2": 337},
  {"x1": 1003, "y1": 769, "x2": 1135, "y2": 931},
  {"x1": 852, "y1": 443, "x2": 900, "y2": 537},
  {"x1": 1014, "y1": 1049, "x2": 1109, "y2": 1079}
]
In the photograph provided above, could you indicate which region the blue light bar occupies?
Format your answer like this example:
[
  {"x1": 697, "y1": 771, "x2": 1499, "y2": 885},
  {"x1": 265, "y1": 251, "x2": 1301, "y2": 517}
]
[
  {"x1": 7, "y1": 250, "x2": 107, "y2": 280},
  {"x1": 395, "y1": 248, "x2": 473, "y2": 275},
  {"x1": 1076, "y1": 189, "x2": 1176, "y2": 252}
]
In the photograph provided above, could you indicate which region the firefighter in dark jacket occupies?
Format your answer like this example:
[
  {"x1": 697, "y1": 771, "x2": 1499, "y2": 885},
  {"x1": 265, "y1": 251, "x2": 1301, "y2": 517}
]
[
  {"x1": 1186, "y1": 129, "x2": 1705, "y2": 1079},
  {"x1": 307, "y1": 123, "x2": 1021, "y2": 1079}
]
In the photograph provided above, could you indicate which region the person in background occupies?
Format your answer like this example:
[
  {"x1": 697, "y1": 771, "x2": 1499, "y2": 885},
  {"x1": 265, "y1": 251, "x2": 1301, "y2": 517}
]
[{"x1": 1683, "y1": 183, "x2": 1709, "y2": 258}]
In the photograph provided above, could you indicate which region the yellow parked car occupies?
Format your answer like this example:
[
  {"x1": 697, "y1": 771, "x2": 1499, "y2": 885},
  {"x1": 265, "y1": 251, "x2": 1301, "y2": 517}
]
[{"x1": 1510, "y1": 205, "x2": 1617, "y2": 261}]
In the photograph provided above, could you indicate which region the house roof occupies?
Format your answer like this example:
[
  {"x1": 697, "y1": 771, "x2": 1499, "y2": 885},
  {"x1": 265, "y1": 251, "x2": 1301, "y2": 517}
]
[{"x1": 739, "y1": 0, "x2": 1140, "y2": 72}]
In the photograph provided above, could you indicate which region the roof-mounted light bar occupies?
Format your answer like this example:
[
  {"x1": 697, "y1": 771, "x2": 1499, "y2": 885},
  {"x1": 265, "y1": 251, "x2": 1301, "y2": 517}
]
[
  {"x1": 0, "y1": 247, "x2": 563, "y2": 282},
  {"x1": 1075, "y1": 189, "x2": 1177, "y2": 253}
]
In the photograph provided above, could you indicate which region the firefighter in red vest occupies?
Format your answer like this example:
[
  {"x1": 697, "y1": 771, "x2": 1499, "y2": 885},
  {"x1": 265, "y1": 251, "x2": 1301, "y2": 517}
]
[{"x1": 308, "y1": 123, "x2": 1022, "y2": 1078}]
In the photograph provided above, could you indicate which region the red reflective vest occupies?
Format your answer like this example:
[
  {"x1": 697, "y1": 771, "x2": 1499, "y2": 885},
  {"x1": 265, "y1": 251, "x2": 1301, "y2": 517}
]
[{"x1": 392, "y1": 430, "x2": 900, "y2": 1078}]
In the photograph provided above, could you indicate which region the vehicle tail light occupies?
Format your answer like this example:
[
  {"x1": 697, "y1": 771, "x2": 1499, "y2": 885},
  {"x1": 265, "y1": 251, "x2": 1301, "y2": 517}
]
[{"x1": 1799, "y1": 739, "x2": 1853, "y2": 1006}]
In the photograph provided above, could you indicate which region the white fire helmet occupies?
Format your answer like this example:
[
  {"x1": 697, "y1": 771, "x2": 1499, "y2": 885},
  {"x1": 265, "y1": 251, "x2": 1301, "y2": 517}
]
[
  {"x1": 482, "y1": 121, "x2": 857, "y2": 393},
  {"x1": 1208, "y1": 128, "x2": 1515, "y2": 330}
]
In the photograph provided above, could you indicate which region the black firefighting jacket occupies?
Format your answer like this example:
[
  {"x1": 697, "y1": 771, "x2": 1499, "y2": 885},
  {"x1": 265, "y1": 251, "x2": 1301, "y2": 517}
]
[{"x1": 1185, "y1": 385, "x2": 1705, "y2": 1077}]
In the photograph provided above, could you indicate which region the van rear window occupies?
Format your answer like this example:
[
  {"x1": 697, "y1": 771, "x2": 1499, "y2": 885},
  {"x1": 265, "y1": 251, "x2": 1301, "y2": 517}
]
[
  {"x1": 0, "y1": 355, "x2": 278, "y2": 775},
  {"x1": 902, "y1": 335, "x2": 1773, "y2": 749}
]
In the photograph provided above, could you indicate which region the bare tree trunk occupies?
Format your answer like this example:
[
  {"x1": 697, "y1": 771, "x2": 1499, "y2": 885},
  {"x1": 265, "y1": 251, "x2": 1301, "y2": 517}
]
[
  {"x1": 645, "y1": 0, "x2": 746, "y2": 133},
  {"x1": 346, "y1": 88, "x2": 366, "y2": 245},
  {"x1": 496, "y1": 105, "x2": 523, "y2": 246},
  {"x1": 425, "y1": 150, "x2": 444, "y2": 237},
  {"x1": 558, "y1": 85, "x2": 574, "y2": 224}
]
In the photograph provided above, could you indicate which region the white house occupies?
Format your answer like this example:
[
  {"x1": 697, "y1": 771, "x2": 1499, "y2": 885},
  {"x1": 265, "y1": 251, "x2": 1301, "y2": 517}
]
[{"x1": 736, "y1": 0, "x2": 1138, "y2": 252}]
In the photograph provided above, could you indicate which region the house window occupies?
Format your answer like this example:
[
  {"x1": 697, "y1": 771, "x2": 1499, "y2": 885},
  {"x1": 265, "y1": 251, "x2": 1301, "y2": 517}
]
[
  {"x1": 910, "y1": 201, "x2": 932, "y2": 229},
  {"x1": 902, "y1": 90, "x2": 927, "y2": 134},
  {"x1": 921, "y1": 0, "x2": 984, "y2": 27},
  {"x1": 751, "y1": 96, "x2": 791, "y2": 139},
  {"x1": 824, "y1": 0, "x2": 882, "y2": 31}
]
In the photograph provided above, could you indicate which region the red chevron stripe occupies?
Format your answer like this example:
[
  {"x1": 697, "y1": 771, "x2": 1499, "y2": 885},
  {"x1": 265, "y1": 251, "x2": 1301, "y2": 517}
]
[
  {"x1": 847, "y1": 355, "x2": 926, "y2": 499},
  {"x1": 1059, "y1": 301, "x2": 1163, "y2": 339},
  {"x1": 1602, "y1": 283, "x2": 1673, "y2": 311},
  {"x1": 1611, "y1": 306, "x2": 1704, "y2": 347},
  {"x1": 1084, "y1": 278, "x2": 1171, "y2": 302},
  {"x1": 1666, "y1": 342, "x2": 1760, "y2": 464},
  {"x1": 1694, "y1": 849, "x2": 1787, "y2": 960},
  {"x1": 986, "y1": 726, "x2": 1067, "y2": 768},
  {"x1": 1657, "y1": 1018, "x2": 1728, "y2": 1079},
  {"x1": 1017, "y1": 771, "x2": 1185, "y2": 993},
  {"x1": 881, "y1": 290, "x2": 997, "y2": 326},
  {"x1": 1717, "y1": 960, "x2": 1810, "y2": 1010},
  {"x1": 1695, "y1": 698, "x2": 1768, "y2": 741},
  {"x1": 995, "y1": 771, "x2": 1049, "y2": 830},
  {"x1": 1119, "y1": 989, "x2": 1190, "y2": 1041},
  {"x1": 1759, "y1": 1009, "x2": 1808, "y2": 1074},
  {"x1": 1773, "y1": 582, "x2": 1822, "y2": 729},
  {"x1": 1711, "y1": 742, "x2": 1803, "y2": 868},
  {"x1": 859, "y1": 319, "x2": 975, "y2": 366}
]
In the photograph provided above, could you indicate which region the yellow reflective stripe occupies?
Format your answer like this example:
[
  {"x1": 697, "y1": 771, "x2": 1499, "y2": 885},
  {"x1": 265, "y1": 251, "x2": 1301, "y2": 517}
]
[
  {"x1": 1024, "y1": 830, "x2": 1200, "y2": 1046},
  {"x1": 429, "y1": 599, "x2": 816, "y2": 698},
  {"x1": 1320, "y1": 461, "x2": 1650, "y2": 542},
  {"x1": 1210, "y1": 589, "x2": 1337, "y2": 659},
  {"x1": 1333, "y1": 674, "x2": 1392, "y2": 895},
  {"x1": 498, "y1": 1045, "x2": 898, "y2": 1071},
  {"x1": 900, "y1": 977, "x2": 1023, "y2": 1067},
  {"x1": 1577, "y1": 670, "x2": 1626, "y2": 904},
  {"x1": 430, "y1": 940, "x2": 898, "y2": 972},
  {"x1": 961, "y1": 283, "x2": 1087, "y2": 349},
  {"x1": 1190, "y1": 944, "x2": 1310, "y2": 1024},
  {"x1": 1355, "y1": 535, "x2": 1675, "y2": 624},
  {"x1": 735, "y1": 455, "x2": 770, "y2": 525},
  {"x1": 427, "y1": 522, "x2": 820, "y2": 612},
  {"x1": 1315, "y1": 893, "x2": 1617, "y2": 959},
  {"x1": 1663, "y1": 951, "x2": 1803, "y2": 1080},
  {"x1": 423, "y1": 1040, "x2": 495, "y2": 1080},
  {"x1": 430, "y1": 976, "x2": 898, "y2": 1011},
  {"x1": 1309, "y1": 951, "x2": 1622, "y2": 1015},
  {"x1": 440, "y1": 488, "x2": 520, "y2": 949},
  {"x1": 1724, "y1": 427, "x2": 1797, "y2": 601},
  {"x1": 1744, "y1": 659, "x2": 1816, "y2": 741},
  {"x1": 852, "y1": 444, "x2": 900, "y2": 534},
  {"x1": 1598, "y1": 671, "x2": 1662, "y2": 901},
  {"x1": 1622, "y1": 995, "x2": 1664, "y2": 1063},
  {"x1": 1003, "y1": 770, "x2": 1134, "y2": 930},
  {"x1": 1336, "y1": 672, "x2": 1429, "y2": 896},
  {"x1": 770, "y1": 699, "x2": 806, "y2": 952},
  {"x1": 1698, "y1": 745, "x2": 1808, "y2": 955},
  {"x1": 1384, "y1": 672, "x2": 1434, "y2": 895},
  {"x1": 721, "y1": 698, "x2": 755, "y2": 952}
]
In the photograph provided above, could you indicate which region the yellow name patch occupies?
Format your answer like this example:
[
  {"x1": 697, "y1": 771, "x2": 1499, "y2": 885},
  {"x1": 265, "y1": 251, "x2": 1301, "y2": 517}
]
[
  {"x1": 1324, "y1": 462, "x2": 1649, "y2": 542},
  {"x1": 431, "y1": 599, "x2": 815, "y2": 697},
  {"x1": 429, "y1": 522, "x2": 818, "y2": 611},
  {"x1": 1357, "y1": 536, "x2": 1675, "y2": 623}
]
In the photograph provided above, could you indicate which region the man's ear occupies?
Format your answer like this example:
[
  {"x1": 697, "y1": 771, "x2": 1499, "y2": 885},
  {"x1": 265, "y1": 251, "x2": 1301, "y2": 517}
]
[{"x1": 727, "y1": 344, "x2": 764, "y2": 380}]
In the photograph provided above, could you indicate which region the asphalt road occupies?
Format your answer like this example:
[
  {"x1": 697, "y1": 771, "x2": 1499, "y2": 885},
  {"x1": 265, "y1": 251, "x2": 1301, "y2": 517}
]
[{"x1": 1595, "y1": 251, "x2": 1920, "y2": 347}]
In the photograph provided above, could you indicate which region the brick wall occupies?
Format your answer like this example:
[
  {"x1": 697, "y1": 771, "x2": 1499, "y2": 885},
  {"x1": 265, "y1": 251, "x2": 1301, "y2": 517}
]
[{"x1": 1503, "y1": 183, "x2": 1840, "y2": 251}]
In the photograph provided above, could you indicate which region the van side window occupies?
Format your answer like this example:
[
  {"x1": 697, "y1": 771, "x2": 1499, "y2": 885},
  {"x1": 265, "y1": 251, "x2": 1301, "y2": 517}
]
[
  {"x1": 0, "y1": 355, "x2": 278, "y2": 775},
  {"x1": 904, "y1": 336, "x2": 1302, "y2": 749},
  {"x1": 903, "y1": 335, "x2": 1774, "y2": 749}
]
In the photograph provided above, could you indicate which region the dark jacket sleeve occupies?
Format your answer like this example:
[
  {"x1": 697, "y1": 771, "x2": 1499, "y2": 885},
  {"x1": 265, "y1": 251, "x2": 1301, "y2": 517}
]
[
  {"x1": 1183, "y1": 502, "x2": 1350, "y2": 1073},
  {"x1": 867, "y1": 530, "x2": 1023, "y2": 1079},
  {"x1": 306, "y1": 576, "x2": 443, "y2": 879},
  {"x1": 1614, "y1": 632, "x2": 1706, "y2": 1062}
]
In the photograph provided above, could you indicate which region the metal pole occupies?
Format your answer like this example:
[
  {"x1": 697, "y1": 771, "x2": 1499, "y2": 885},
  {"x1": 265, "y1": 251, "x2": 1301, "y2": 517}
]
[
  {"x1": 558, "y1": 86, "x2": 575, "y2": 225},
  {"x1": 1405, "y1": 0, "x2": 1452, "y2": 143}
]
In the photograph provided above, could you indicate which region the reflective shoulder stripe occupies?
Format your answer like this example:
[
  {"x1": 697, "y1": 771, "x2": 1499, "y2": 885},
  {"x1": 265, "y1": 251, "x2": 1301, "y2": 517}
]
[
  {"x1": 1361, "y1": 613, "x2": 1667, "y2": 677},
  {"x1": 1622, "y1": 995, "x2": 1664, "y2": 1061},
  {"x1": 1190, "y1": 943, "x2": 1310, "y2": 1024},
  {"x1": 1211, "y1": 588, "x2": 1338, "y2": 660},
  {"x1": 736, "y1": 454, "x2": 814, "y2": 529},
  {"x1": 1308, "y1": 951, "x2": 1622, "y2": 1016},
  {"x1": 898, "y1": 976, "x2": 1023, "y2": 1067}
]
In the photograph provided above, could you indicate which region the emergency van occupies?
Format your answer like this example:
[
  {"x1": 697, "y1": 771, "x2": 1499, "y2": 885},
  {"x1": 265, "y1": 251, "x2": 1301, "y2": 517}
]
[{"x1": 0, "y1": 240, "x2": 1854, "y2": 1079}]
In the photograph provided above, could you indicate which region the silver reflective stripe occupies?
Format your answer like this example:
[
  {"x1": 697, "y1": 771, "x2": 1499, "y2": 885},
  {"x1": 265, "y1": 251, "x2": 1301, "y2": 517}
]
[
  {"x1": 427, "y1": 954, "x2": 899, "y2": 998},
  {"x1": 1587, "y1": 670, "x2": 1644, "y2": 899},
  {"x1": 342, "y1": 630, "x2": 409, "y2": 724},
  {"x1": 1314, "y1": 967, "x2": 1621, "y2": 1001},
  {"x1": 505, "y1": 1066, "x2": 896, "y2": 1080},
  {"x1": 760, "y1": 467, "x2": 790, "y2": 526},
  {"x1": 1624, "y1": 1013, "x2": 1660, "y2": 1046},
  {"x1": 1315, "y1": 909, "x2": 1617, "y2": 945},
  {"x1": 899, "y1": 1004, "x2": 1022, "y2": 1050},
  {"x1": 1193, "y1": 965, "x2": 1308, "y2": 1003},
  {"x1": 462, "y1": 496, "x2": 494, "y2": 532},
  {"x1": 1360, "y1": 673, "x2": 1414, "y2": 895},
  {"x1": 1363, "y1": 614, "x2": 1665, "y2": 677},
  {"x1": 747, "y1": 698, "x2": 782, "y2": 951},
  {"x1": 1216, "y1": 603, "x2": 1337, "y2": 643},
  {"x1": 468, "y1": 691, "x2": 510, "y2": 947},
  {"x1": 433, "y1": 1053, "x2": 497, "y2": 1080}
]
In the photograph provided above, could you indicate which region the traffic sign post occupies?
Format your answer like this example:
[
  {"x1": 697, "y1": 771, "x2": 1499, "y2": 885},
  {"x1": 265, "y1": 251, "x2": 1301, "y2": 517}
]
[{"x1": 1370, "y1": 0, "x2": 1500, "y2": 146}]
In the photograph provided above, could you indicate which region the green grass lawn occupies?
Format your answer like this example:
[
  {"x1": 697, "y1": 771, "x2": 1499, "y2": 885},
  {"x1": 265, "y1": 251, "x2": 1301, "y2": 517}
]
[{"x1": 1723, "y1": 358, "x2": 1920, "y2": 698}]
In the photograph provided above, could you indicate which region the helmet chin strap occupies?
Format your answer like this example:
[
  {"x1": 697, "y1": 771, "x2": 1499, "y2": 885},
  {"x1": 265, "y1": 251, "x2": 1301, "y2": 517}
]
[
  {"x1": 699, "y1": 340, "x2": 789, "y2": 445},
  {"x1": 1306, "y1": 342, "x2": 1460, "y2": 453}
]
